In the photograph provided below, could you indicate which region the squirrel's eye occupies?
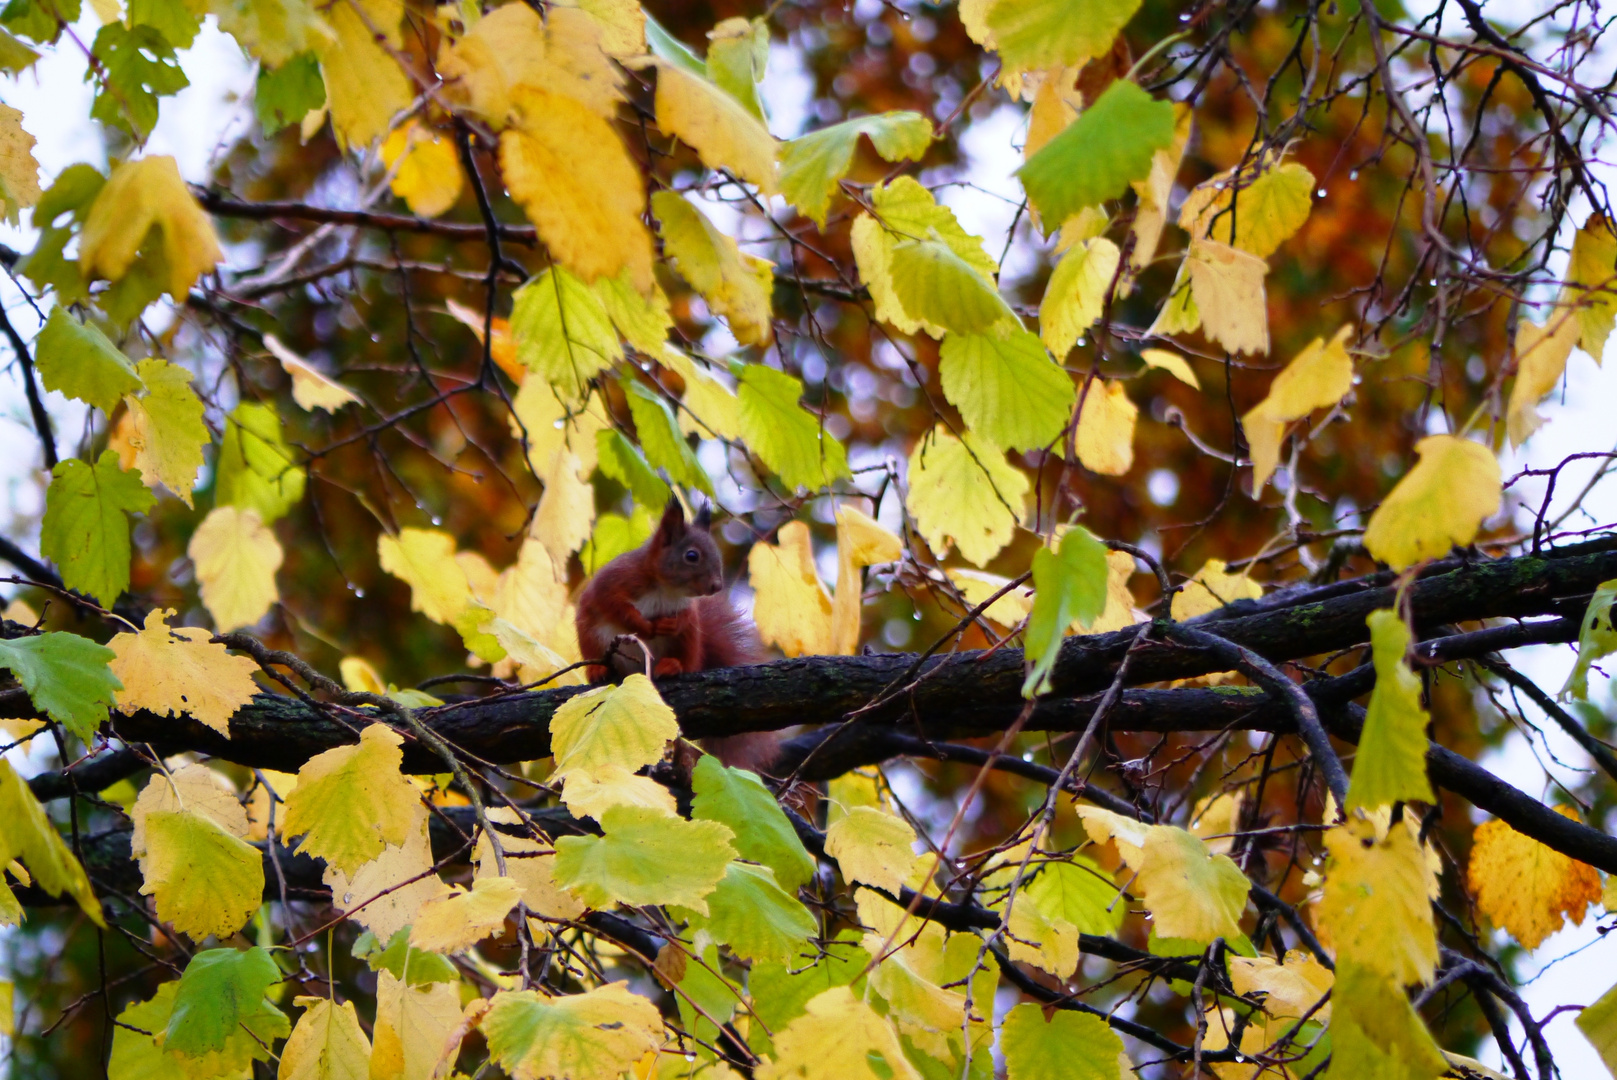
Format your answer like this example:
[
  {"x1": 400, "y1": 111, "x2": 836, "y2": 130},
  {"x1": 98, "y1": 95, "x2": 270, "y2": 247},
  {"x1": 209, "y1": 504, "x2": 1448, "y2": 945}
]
[{"x1": 684, "y1": 548, "x2": 700, "y2": 563}]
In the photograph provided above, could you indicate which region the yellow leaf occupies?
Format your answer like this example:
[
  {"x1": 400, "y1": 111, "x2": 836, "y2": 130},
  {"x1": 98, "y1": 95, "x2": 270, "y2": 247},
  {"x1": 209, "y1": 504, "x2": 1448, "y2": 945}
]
[
  {"x1": 1082, "y1": 549, "x2": 1141, "y2": 634},
  {"x1": 0, "y1": 104, "x2": 40, "y2": 224},
  {"x1": 492, "y1": 538, "x2": 571, "y2": 643},
  {"x1": 263, "y1": 333, "x2": 361, "y2": 412},
  {"x1": 1329, "y1": 961, "x2": 1448, "y2": 1080},
  {"x1": 1243, "y1": 325, "x2": 1355, "y2": 493},
  {"x1": 1319, "y1": 814, "x2": 1437, "y2": 986},
  {"x1": 824, "y1": 806, "x2": 923, "y2": 894},
  {"x1": 189, "y1": 506, "x2": 283, "y2": 632},
  {"x1": 1076, "y1": 803, "x2": 1152, "y2": 867},
  {"x1": 313, "y1": 0, "x2": 410, "y2": 148},
  {"x1": 108, "y1": 609, "x2": 260, "y2": 736},
  {"x1": 866, "y1": 934, "x2": 971, "y2": 1060},
  {"x1": 1466, "y1": 807, "x2": 1601, "y2": 949},
  {"x1": 754, "y1": 986, "x2": 922, "y2": 1080},
  {"x1": 829, "y1": 506, "x2": 901, "y2": 656},
  {"x1": 947, "y1": 567, "x2": 1034, "y2": 627},
  {"x1": 906, "y1": 425, "x2": 1028, "y2": 568},
  {"x1": 1024, "y1": 66, "x2": 1081, "y2": 160},
  {"x1": 381, "y1": 119, "x2": 463, "y2": 218},
  {"x1": 123, "y1": 358, "x2": 207, "y2": 506},
  {"x1": 378, "y1": 527, "x2": 475, "y2": 626},
  {"x1": 371, "y1": 972, "x2": 462, "y2": 1080},
  {"x1": 1506, "y1": 308, "x2": 1580, "y2": 447},
  {"x1": 748, "y1": 520, "x2": 833, "y2": 658},
  {"x1": 1562, "y1": 213, "x2": 1617, "y2": 361},
  {"x1": 1134, "y1": 825, "x2": 1250, "y2": 946},
  {"x1": 79, "y1": 155, "x2": 221, "y2": 300},
  {"x1": 1075, "y1": 378, "x2": 1136, "y2": 476},
  {"x1": 244, "y1": 768, "x2": 295, "y2": 842},
  {"x1": 1180, "y1": 160, "x2": 1315, "y2": 258},
  {"x1": 410, "y1": 875, "x2": 524, "y2": 953},
  {"x1": 652, "y1": 191, "x2": 774, "y2": 347},
  {"x1": 661, "y1": 348, "x2": 742, "y2": 441},
  {"x1": 1186, "y1": 238, "x2": 1268, "y2": 355},
  {"x1": 281, "y1": 997, "x2": 370, "y2": 1080},
  {"x1": 1362, "y1": 435, "x2": 1501, "y2": 571},
  {"x1": 509, "y1": 378, "x2": 610, "y2": 478},
  {"x1": 549, "y1": 673, "x2": 680, "y2": 780},
  {"x1": 281, "y1": 723, "x2": 422, "y2": 875},
  {"x1": 556, "y1": 0, "x2": 643, "y2": 57},
  {"x1": 1040, "y1": 236, "x2": 1120, "y2": 357},
  {"x1": 139, "y1": 809, "x2": 264, "y2": 940},
  {"x1": 1139, "y1": 348, "x2": 1200, "y2": 388},
  {"x1": 501, "y1": 87, "x2": 654, "y2": 292},
  {"x1": 1227, "y1": 950, "x2": 1333, "y2": 1023},
  {"x1": 340, "y1": 656, "x2": 386, "y2": 694},
  {"x1": 325, "y1": 804, "x2": 448, "y2": 941},
  {"x1": 437, "y1": 4, "x2": 619, "y2": 125},
  {"x1": 651, "y1": 60, "x2": 777, "y2": 193},
  {"x1": 534, "y1": 448, "x2": 596, "y2": 568},
  {"x1": 1128, "y1": 103, "x2": 1192, "y2": 273},
  {"x1": 1169, "y1": 559, "x2": 1263, "y2": 621},
  {"x1": 130, "y1": 762, "x2": 248, "y2": 858},
  {"x1": 562, "y1": 762, "x2": 678, "y2": 821},
  {"x1": 474, "y1": 808, "x2": 586, "y2": 921},
  {"x1": 483, "y1": 983, "x2": 664, "y2": 1080}
]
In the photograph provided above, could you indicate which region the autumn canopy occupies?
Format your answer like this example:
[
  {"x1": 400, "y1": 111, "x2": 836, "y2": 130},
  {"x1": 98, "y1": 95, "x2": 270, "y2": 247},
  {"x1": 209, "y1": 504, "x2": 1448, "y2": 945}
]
[{"x1": 2, "y1": 0, "x2": 1617, "y2": 1076}]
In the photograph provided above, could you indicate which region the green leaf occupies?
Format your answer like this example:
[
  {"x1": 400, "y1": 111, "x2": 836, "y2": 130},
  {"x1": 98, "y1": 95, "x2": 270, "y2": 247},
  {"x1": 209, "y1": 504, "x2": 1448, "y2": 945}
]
[
  {"x1": 779, "y1": 111, "x2": 933, "y2": 227},
  {"x1": 40, "y1": 450, "x2": 155, "y2": 606},
  {"x1": 686, "y1": 861, "x2": 816, "y2": 964},
  {"x1": 354, "y1": 927, "x2": 460, "y2": 987},
  {"x1": 0, "y1": 758, "x2": 103, "y2": 924},
  {"x1": 0, "y1": 0, "x2": 80, "y2": 44},
  {"x1": 1019, "y1": 81, "x2": 1175, "y2": 231},
  {"x1": 643, "y1": 9, "x2": 706, "y2": 78},
  {"x1": 888, "y1": 238, "x2": 1014, "y2": 336},
  {"x1": 34, "y1": 307, "x2": 142, "y2": 414},
  {"x1": 19, "y1": 164, "x2": 103, "y2": 305},
  {"x1": 691, "y1": 755, "x2": 817, "y2": 893},
  {"x1": 1022, "y1": 526, "x2": 1109, "y2": 697},
  {"x1": 1023, "y1": 854, "x2": 1125, "y2": 936},
  {"x1": 984, "y1": 0, "x2": 1142, "y2": 73},
  {"x1": 581, "y1": 505, "x2": 656, "y2": 575},
  {"x1": 0, "y1": 27, "x2": 39, "y2": 72},
  {"x1": 674, "y1": 942, "x2": 740, "y2": 1050},
  {"x1": 90, "y1": 23, "x2": 189, "y2": 140},
  {"x1": 748, "y1": 929, "x2": 870, "y2": 1034},
  {"x1": 625, "y1": 380, "x2": 710, "y2": 495},
  {"x1": 1561, "y1": 578, "x2": 1617, "y2": 701},
  {"x1": 938, "y1": 328, "x2": 1075, "y2": 453},
  {"x1": 128, "y1": 0, "x2": 200, "y2": 48},
  {"x1": 552, "y1": 805, "x2": 737, "y2": 913},
  {"x1": 734, "y1": 362, "x2": 850, "y2": 493},
  {"x1": 1001, "y1": 1000, "x2": 1123, "y2": 1080},
  {"x1": 595, "y1": 428, "x2": 670, "y2": 509},
  {"x1": 255, "y1": 51, "x2": 324, "y2": 136},
  {"x1": 0, "y1": 631, "x2": 119, "y2": 742},
  {"x1": 215, "y1": 401, "x2": 306, "y2": 524},
  {"x1": 1346, "y1": 609, "x2": 1435, "y2": 811},
  {"x1": 163, "y1": 947, "x2": 290, "y2": 1070},
  {"x1": 510, "y1": 266, "x2": 622, "y2": 403}
]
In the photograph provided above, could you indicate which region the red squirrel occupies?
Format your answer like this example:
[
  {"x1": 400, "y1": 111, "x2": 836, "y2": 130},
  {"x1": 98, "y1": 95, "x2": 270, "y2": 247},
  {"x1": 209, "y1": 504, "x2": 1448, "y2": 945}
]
[{"x1": 575, "y1": 495, "x2": 777, "y2": 772}]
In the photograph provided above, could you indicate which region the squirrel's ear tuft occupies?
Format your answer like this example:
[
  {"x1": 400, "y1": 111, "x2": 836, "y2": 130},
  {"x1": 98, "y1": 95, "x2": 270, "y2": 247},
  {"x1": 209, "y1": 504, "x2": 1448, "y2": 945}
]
[
  {"x1": 654, "y1": 493, "x2": 685, "y2": 545},
  {"x1": 694, "y1": 501, "x2": 712, "y2": 530}
]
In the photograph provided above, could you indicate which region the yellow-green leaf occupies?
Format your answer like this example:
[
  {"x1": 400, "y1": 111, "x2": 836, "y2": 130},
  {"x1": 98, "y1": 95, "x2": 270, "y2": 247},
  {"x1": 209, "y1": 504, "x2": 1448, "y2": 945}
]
[
  {"x1": 652, "y1": 59, "x2": 777, "y2": 193},
  {"x1": 139, "y1": 809, "x2": 264, "y2": 940},
  {"x1": 215, "y1": 401, "x2": 306, "y2": 524},
  {"x1": 281, "y1": 723, "x2": 421, "y2": 875},
  {"x1": 747, "y1": 520, "x2": 833, "y2": 657},
  {"x1": 548, "y1": 673, "x2": 680, "y2": 780},
  {"x1": 1506, "y1": 308, "x2": 1580, "y2": 447},
  {"x1": 1319, "y1": 815, "x2": 1437, "y2": 986},
  {"x1": 1001, "y1": 1000, "x2": 1123, "y2": 1080},
  {"x1": 779, "y1": 111, "x2": 933, "y2": 227},
  {"x1": 510, "y1": 265, "x2": 622, "y2": 402},
  {"x1": 33, "y1": 307, "x2": 142, "y2": 415},
  {"x1": 0, "y1": 759, "x2": 103, "y2": 925},
  {"x1": 652, "y1": 190, "x2": 774, "y2": 347},
  {"x1": 1040, "y1": 236, "x2": 1120, "y2": 357},
  {"x1": 552, "y1": 804, "x2": 737, "y2": 912},
  {"x1": 735, "y1": 362, "x2": 851, "y2": 492},
  {"x1": 905, "y1": 425, "x2": 1028, "y2": 568},
  {"x1": 483, "y1": 983, "x2": 663, "y2": 1080},
  {"x1": 123, "y1": 357, "x2": 207, "y2": 506},
  {"x1": 1561, "y1": 578, "x2": 1617, "y2": 701},
  {"x1": 280, "y1": 996, "x2": 371, "y2": 1080},
  {"x1": 1180, "y1": 159, "x2": 1315, "y2": 259},
  {"x1": 1561, "y1": 213, "x2": 1617, "y2": 361},
  {"x1": 983, "y1": 0, "x2": 1142, "y2": 76},
  {"x1": 78, "y1": 155, "x2": 220, "y2": 299},
  {"x1": 1346, "y1": 609, "x2": 1435, "y2": 811}
]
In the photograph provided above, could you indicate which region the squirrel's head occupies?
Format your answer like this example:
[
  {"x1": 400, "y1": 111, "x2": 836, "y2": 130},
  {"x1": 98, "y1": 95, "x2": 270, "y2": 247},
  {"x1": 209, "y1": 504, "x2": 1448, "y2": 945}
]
[{"x1": 649, "y1": 494, "x2": 725, "y2": 597}]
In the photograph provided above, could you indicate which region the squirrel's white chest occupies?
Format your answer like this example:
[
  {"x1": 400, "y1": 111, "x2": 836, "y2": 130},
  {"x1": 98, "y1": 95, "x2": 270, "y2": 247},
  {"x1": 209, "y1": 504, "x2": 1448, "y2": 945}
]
[{"x1": 634, "y1": 588, "x2": 693, "y2": 620}]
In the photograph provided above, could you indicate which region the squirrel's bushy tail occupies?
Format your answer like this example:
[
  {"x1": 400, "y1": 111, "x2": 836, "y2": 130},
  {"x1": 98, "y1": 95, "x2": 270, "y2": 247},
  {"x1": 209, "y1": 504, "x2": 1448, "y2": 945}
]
[{"x1": 694, "y1": 593, "x2": 781, "y2": 773}]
